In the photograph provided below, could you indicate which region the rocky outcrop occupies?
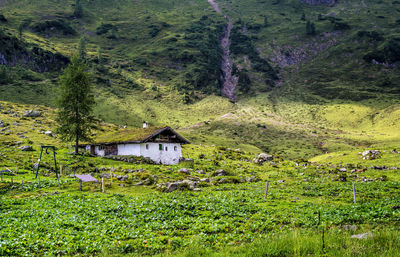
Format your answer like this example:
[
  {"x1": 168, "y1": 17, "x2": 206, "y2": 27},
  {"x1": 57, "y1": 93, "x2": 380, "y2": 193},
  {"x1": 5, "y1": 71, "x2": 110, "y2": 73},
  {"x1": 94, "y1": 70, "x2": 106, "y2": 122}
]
[
  {"x1": 300, "y1": 0, "x2": 337, "y2": 6},
  {"x1": 0, "y1": 30, "x2": 69, "y2": 72},
  {"x1": 23, "y1": 110, "x2": 41, "y2": 117}
]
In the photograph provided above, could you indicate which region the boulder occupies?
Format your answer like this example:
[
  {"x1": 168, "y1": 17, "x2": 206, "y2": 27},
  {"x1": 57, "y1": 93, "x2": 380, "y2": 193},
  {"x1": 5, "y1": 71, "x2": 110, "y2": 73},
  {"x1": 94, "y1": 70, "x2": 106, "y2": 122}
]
[
  {"x1": 339, "y1": 168, "x2": 347, "y2": 172},
  {"x1": 246, "y1": 176, "x2": 261, "y2": 183},
  {"x1": 200, "y1": 178, "x2": 210, "y2": 183},
  {"x1": 117, "y1": 175, "x2": 129, "y2": 181},
  {"x1": 361, "y1": 150, "x2": 381, "y2": 160},
  {"x1": 178, "y1": 168, "x2": 191, "y2": 175},
  {"x1": 166, "y1": 183, "x2": 179, "y2": 193},
  {"x1": 195, "y1": 169, "x2": 206, "y2": 174},
  {"x1": 253, "y1": 153, "x2": 274, "y2": 164},
  {"x1": 214, "y1": 169, "x2": 227, "y2": 176},
  {"x1": 351, "y1": 232, "x2": 372, "y2": 239},
  {"x1": 19, "y1": 145, "x2": 33, "y2": 151},
  {"x1": 44, "y1": 131, "x2": 53, "y2": 137},
  {"x1": 23, "y1": 110, "x2": 41, "y2": 118}
]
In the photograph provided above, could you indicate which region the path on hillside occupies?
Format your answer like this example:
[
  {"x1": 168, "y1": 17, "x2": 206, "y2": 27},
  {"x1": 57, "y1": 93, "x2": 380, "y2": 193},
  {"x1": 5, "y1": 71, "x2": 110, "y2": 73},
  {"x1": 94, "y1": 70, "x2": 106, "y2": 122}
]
[{"x1": 208, "y1": 0, "x2": 238, "y2": 101}]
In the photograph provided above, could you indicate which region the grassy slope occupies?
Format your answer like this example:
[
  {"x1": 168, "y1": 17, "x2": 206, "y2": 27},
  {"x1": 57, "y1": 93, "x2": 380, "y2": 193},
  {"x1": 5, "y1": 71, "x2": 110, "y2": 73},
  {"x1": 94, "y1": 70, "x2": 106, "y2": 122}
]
[{"x1": 0, "y1": 0, "x2": 400, "y2": 159}]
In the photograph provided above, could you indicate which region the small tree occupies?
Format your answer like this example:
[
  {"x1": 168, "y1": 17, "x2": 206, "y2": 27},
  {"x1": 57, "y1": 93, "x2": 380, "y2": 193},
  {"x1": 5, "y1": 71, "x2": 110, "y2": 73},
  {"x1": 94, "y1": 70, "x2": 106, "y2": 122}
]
[
  {"x1": 306, "y1": 21, "x2": 316, "y2": 35},
  {"x1": 97, "y1": 46, "x2": 104, "y2": 68},
  {"x1": 263, "y1": 16, "x2": 268, "y2": 27},
  {"x1": 56, "y1": 54, "x2": 95, "y2": 154},
  {"x1": 74, "y1": 0, "x2": 83, "y2": 18},
  {"x1": 18, "y1": 22, "x2": 24, "y2": 38},
  {"x1": 78, "y1": 36, "x2": 86, "y2": 61}
]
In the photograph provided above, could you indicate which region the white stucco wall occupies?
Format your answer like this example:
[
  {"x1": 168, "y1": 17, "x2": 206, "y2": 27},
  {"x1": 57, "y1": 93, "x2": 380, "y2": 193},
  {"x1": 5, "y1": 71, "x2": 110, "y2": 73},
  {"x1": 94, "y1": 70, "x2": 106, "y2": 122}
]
[
  {"x1": 140, "y1": 142, "x2": 182, "y2": 165},
  {"x1": 87, "y1": 142, "x2": 183, "y2": 164},
  {"x1": 118, "y1": 144, "x2": 141, "y2": 156}
]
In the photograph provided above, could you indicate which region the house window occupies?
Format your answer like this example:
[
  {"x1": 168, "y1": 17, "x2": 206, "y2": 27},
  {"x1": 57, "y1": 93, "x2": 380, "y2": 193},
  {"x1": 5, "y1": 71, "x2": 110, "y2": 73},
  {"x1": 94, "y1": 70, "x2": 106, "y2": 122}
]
[
  {"x1": 174, "y1": 146, "x2": 178, "y2": 151},
  {"x1": 99, "y1": 145, "x2": 105, "y2": 150},
  {"x1": 159, "y1": 144, "x2": 163, "y2": 151},
  {"x1": 165, "y1": 147, "x2": 168, "y2": 151},
  {"x1": 146, "y1": 144, "x2": 149, "y2": 150}
]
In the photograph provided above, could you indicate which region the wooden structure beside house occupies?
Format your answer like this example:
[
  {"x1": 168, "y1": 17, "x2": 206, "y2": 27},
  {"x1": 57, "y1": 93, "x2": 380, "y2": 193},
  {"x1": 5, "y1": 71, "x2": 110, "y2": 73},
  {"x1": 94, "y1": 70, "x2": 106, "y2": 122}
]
[{"x1": 84, "y1": 125, "x2": 190, "y2": 165}]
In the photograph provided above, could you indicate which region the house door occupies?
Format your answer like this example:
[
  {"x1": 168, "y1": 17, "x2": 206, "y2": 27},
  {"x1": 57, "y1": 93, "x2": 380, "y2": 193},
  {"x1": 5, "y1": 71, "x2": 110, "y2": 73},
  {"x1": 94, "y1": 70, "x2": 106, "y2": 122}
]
[{"x1": 105, "y1": 144, "x2": 118, "y2": 156}]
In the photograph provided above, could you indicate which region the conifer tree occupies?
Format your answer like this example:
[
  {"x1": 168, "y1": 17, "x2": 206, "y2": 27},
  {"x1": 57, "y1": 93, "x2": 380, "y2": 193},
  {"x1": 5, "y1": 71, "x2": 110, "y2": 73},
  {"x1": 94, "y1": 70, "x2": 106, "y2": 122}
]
[
  {"x1": 78, "y1": 36, "x2": 86, "y2": 61},
  {"x1": 74, "y1": 0, "x2": 83, "y2": 18},
  {"x1": 56, "y1": 54, "x2": 95, "y2": 154}
]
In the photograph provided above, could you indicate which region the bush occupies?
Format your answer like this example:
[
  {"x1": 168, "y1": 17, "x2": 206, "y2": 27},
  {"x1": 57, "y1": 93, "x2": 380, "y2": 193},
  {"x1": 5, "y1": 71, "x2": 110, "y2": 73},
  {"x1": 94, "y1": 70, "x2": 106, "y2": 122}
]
[
  {"x1": 96, "y1": 23, "x2": 118, "y2": 35},
  {"x1": 31, "y1": 19, "x2": 76, "y2": 35}
]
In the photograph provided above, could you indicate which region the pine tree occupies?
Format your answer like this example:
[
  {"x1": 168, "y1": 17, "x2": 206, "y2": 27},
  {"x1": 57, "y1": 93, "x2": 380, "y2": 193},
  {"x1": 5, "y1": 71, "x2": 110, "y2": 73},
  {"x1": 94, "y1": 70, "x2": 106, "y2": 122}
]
[
  {"x1": 306, "y1": 21, "x2": 316, "y2": 35},
  {"x1": 263, "y1": 16, "x2": 268, "y2": 27},
  {"x1": 74, "y1": 0, "x2": 83, "y2": 18},
  {"x1": 78, "y1": 36, "x2": 86, "y2": 61},
  {"x1": 97, "y1": 46, "x2": 104, "y2": 68},
  {"x1": 56, "y1": 54, "x2": 95, "y2": 154}
]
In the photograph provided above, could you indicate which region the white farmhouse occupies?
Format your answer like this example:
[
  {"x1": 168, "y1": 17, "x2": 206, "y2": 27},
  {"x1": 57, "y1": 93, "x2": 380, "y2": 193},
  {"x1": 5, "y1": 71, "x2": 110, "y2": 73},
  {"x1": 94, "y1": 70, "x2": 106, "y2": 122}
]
[{"x1": 84, "y1": 125, "x2": 190, "y2": 165}]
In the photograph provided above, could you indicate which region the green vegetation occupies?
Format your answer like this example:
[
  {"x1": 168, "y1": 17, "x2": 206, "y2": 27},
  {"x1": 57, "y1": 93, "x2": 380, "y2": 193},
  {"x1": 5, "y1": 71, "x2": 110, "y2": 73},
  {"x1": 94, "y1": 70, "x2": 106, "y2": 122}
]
[{"x1": 0, "y1": 0, "x2": 400, "y2": 255}]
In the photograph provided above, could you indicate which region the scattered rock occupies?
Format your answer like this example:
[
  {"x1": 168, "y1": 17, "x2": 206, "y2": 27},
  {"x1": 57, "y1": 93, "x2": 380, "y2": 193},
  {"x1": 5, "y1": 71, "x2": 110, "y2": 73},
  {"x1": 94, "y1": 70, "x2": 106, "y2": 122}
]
[
  {"x1": 166, "y1": 183, "x2": 179, "y2": 192},
  {"x1": 339, "y1": 168, "x2": 347, "y2": 172},
  {"x1": 23, "y1": 110, "x2": 41, "y2": 118},
  {"x1": 200, "y1": 178, "x2": 210, "y2": 183},
  {"x1": 195, "y1": 169, "x2": 206, "y2": 174},
  {"x1": 44, "y1": 131, "x2": 53, "y2": 137},
  {"x1": 253, "y1": 153, "x2": 274, "y2": 164},
  {"x1": 278, "y1": 180, "x2": 285, "y2": 183},
  {"x1": 178, "y1": 168, "x2": 191, "y2": 175},
  {"x1": 117, "y1": 175, "x2": 129, "y2": 181},
  {"x1": 343, "y1": 225, "x2": 358, "y2": 231},
  {"x1": 246, "y1": 176, "x2": 261, "y2": 183},
  {"x1": 19, "y1": 145, "x2": 34, "y2": 151},
  {"x1": 101, "y1": 173, "x2": 110, "y2": 178},
  {"x1": 214, "y1": 169, "x2": 227, "y2": 176},
  {"x1": 361, "y1": 150, "x2": 381, "y2": 160},
  {"x1": 351, "y1": 232, "x2": 372, "y2": 239}
]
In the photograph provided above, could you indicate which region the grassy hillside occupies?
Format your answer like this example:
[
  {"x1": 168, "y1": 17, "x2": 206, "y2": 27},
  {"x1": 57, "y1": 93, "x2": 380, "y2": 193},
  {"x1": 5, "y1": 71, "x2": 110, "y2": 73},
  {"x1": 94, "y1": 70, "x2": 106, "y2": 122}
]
[{"x1": 0, "y1": 0, "x2": 399, "y2": 158}]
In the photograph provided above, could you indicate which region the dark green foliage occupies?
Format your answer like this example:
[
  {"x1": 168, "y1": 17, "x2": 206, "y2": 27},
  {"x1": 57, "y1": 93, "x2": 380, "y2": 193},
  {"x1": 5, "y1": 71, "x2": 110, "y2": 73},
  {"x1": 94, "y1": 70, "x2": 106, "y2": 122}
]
[
  {"x1": 238, "y1": 71, "x2": 251, "y2": 93},
  {"x1": 263, "y1": 16, "x2": 268, "y2": 27},
  {"x1": 31, "y1": 19, "x2": 76, "y2": 35},
  {"x1": 230, "y1": 26, "x2": 278, "y2": 81},
  {"x1": 0, "y1": 14, "x2": 7, "y2": 22},
  {"x1": 332, "y1": 21, "x2": 350, "y2": 31},
  {"x1": 0, "y1": 65, "x2": 11, "y2": 84},
  {"x1": 383, "y1": 38, "x2": 400, "y2": 63},
  {"x1": 96, "y1": 23, "x2": 117, "y2": 35},
  {"x1": 363, "y1": 38, "x2": 400, "y2": 64},
  {"x1": 56, "y1": 55, "x2": 95, "y2": 154},
  {"x1": 306, "y1": 21, "x2": 316, "y2": 35},
  {"x1": 357, "y1": 31, "x2": 384, "y2": 42},
  {"x1": 178, "y1": 16, "x2": 224, "y2": 94},
  {"x1": 74, "y1": 0, "x2": 83, "y2": 18},
  {"x1": 97, "y1": 46, "x2": 104, "y2": 68},
  {"x1": 78, "y1": 37, "x2": 86, "y2": 61},
  {"x1": 301, "y1": 13, "x2": 306, "y2": 21},
  {"x1": 148, "y1": 25, "x2": 160, "y2": 37}
]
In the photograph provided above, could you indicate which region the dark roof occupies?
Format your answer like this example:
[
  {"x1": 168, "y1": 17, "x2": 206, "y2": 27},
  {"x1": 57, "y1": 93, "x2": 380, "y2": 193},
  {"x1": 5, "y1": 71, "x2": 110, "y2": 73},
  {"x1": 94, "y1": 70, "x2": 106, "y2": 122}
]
[{"x1": 91, "y1": 126, "x2": 190, "y2": 145}]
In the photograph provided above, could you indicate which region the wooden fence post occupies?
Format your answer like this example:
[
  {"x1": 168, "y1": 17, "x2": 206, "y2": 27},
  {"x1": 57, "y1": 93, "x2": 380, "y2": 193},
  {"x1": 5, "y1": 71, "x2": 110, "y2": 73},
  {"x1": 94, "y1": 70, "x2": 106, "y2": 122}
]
[
  {"x1": 102, "y1": 178, "x2": 104, "y2": 193},
  {"x1": 1, "y1": 172, "x2": 2, "y2": 182},
  {"x1": 322, "y1": 228, "x2": 325, "y2": 253},
  {"x1": 318, "y1": 210, "x2": 321, "y2": 226},
  {"x1": 38, "y1": 178, "x2": 40, "y2": 189},
  {"x1": 110, "y1": 170, "x2": 113, "y2": 185},
  {"x1": 80, "y1": 180, "x2": 82, "y2": 191},
  {"x1": 352, "y1": 183, "x2": 356, "y2": 203},
  {"x1": 264, "y1": 181, "x2": 269, "y2": 199}
]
